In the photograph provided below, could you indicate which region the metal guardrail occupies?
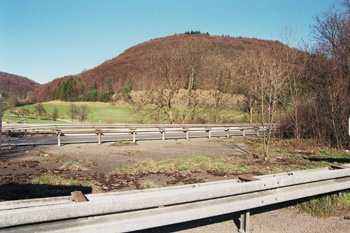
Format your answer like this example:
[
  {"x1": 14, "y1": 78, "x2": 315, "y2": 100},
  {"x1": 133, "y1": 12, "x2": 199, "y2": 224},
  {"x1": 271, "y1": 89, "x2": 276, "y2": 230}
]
[
  {"x1": 1, "y1": 123, "x2": 267, "y2": 147},
  {"x1": 1, "y1": 164, "x2": 349, "y2": 232},
  {"x1": 2, "y1": 123, "x2": 263, "y2": 130}
]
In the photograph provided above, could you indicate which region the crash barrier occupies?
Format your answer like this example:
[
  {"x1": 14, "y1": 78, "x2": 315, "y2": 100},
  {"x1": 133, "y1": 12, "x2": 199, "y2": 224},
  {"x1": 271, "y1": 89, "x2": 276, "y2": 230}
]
[
  {"x1": 1, "y1": 164, "x2": 349, "y2": 233},
  {"x1": 1, "y1": 123, "x2": 269, "y2": 147}
]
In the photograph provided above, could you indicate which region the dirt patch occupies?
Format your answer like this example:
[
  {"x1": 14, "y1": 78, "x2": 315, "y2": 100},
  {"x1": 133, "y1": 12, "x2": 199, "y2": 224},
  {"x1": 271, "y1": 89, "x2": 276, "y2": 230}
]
[
  {"x1": 1, "y1": 137, "x2": 349, "y2": 232},
  {"x1": 0, "y1": 137, "x2": 343, "y2": 199},
  {"x1": 0, "y1": 138, "x2": 247, "y2": 199}
]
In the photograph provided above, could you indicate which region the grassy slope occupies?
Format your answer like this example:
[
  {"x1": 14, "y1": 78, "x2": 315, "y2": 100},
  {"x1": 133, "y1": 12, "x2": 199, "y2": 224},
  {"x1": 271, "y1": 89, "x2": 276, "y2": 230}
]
[
  {"x1": 3, "y1": 101, "x2": 135, "y2": 123},
  {"x1": 3, "y1": 100, "x2": 247, "y2": 124}
]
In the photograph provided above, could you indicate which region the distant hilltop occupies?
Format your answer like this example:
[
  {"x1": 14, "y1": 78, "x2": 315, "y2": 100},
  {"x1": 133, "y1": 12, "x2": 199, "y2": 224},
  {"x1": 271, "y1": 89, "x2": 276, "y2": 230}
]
[
  {"x1": 0, "y1": 71, "x2": 40, "y2": 98},
  {"x1": 33, "y1": 33, "x2": 290, "y2": 102}
]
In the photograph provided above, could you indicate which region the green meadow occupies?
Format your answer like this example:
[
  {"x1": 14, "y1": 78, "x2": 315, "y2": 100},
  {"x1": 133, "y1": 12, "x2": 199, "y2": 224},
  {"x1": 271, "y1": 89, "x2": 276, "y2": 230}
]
[
  {"x1": 3, "y1": 100, "x2": 248, "y2": 124},
  {"x1": 3, "y1": 101, "x2": 135, "y2": 124}
]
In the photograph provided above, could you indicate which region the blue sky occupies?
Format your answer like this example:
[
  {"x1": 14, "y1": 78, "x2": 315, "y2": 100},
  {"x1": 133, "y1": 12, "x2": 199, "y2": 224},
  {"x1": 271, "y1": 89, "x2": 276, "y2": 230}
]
[{"x1": 0, "y1": 0, "x2": 341, "y2": 84}]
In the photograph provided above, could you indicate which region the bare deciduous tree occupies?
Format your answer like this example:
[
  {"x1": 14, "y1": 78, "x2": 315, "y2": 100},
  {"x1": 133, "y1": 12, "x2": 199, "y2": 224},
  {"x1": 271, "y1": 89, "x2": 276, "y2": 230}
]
[
  {"x1": 67, "y1": 103, "x2": 78, "y2": 122},
  {"x1": 52, "y1": 107, "x2": 59, "y2": 121},
  {"x1": 77, "y1": 105, "x2": 90, "y2": 122},
  {"x1": 302, "y1": 0, "x2": 350, "y2": 148},
  {"x1": 255, "y1": 53, "x2": 285, "y2": 160},
  {"x1": 34, "y1": 103, "x2": 46, "y2": 120},
  {"x1": 141, "y1": 38, "x2": 204, "y2": 124},
  {"x1": 236, "y1": 51, "x2": 260, "y2": 123},
  {"x1": 279, "y1": 28, "x2": 310, "y2": 140},
  {"x1": 207, "y1": 55, "x2": 236, "y2": 123},
  {"x1": 181, "y1": 38, "x2": 203, "y2": 124}
]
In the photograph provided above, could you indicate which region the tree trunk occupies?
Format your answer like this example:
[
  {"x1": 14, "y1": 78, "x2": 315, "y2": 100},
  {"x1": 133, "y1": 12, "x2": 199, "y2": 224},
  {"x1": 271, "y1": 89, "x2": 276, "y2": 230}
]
[
  {"x1": 249, "y1": 106, "x2": 253, "y2": 123},
  {"x1": 182, "y1": 68, "x2": 195, "y2": 124}
]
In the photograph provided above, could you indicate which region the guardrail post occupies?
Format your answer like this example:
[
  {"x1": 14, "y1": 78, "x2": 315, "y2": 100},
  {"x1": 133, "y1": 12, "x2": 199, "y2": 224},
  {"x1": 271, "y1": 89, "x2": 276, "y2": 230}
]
[
  {"x1": 160, "y1": 128, "x2": 165, "y2": 141},
  {"x1": 57, "y1": 131, "x2": 62, "y2": 147},
  {"x1": 256, "y1": 127, "x2": 259, "y2": 136},
  {"x1": 183, "y1": 128, "x2": 189, "y2": 140},
  {"x1": 242, "y1": 129, "x2": 246, "y2": 137},
  {"x1": 205, "y1": 128, "x2": 211, "y2": 139},
  {"x1": 225, "y1": 128, "x2": 230, "y2": 137},
  {"x1": 97, "y1": 132, "x2": 102, "y2": 145},
  {"x1": 130, "y1": 129, "x2": 136, "y2": 143},
  {"x1": 239, "y1": 211, "x2": 250, "y2": 233}
]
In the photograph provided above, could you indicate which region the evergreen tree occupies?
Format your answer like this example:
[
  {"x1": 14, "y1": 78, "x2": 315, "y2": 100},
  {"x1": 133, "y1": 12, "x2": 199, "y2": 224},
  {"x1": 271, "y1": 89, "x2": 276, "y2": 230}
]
[
  {"x1": 107, "y1": 77, "x2": 113, "y2": 95},
  {"x1": 79, "y1": 83, "x2": 85, "y2": 96},
  {"x1": 66, "y1": 80, "x2": 73, "y2": 100},
  {"x1": 99, "y1": 92, "x2": 110, "y2": 102},
  {"x1": 122, "y1": 78, "x2": 133, "y2": 100},
  {"x1": 52, "y1": 88, "x2": 57, "y2": 100},
  {"x1": 60, "y1": 82, "x2": 67, "y2": 101},
  {"x1": 86, "y1": 90, "x2": 97, "y2": 101}
]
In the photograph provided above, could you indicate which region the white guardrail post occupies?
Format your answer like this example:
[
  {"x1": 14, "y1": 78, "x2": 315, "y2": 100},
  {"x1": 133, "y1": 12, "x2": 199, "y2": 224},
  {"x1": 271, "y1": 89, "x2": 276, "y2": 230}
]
[
  {"x1": 160, "y1": 128, "x2": 165, "y2": 141},
  {"x1": 57, "y1": 131, "x2": 62, "y2": 147}
]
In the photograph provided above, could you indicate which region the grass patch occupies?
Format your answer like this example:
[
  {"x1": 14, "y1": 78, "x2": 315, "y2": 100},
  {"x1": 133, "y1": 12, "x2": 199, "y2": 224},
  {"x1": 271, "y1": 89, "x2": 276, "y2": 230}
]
[
  {"x1": 57, "y1": 153, "x2": 66, "y2": 158},
  {"x1": 296, "y1": 191, "x2": 350, "y2": 217},
  {"x1": 31, "y1": 175, "x2": 56, "y2": 184},
  {"x1": 114, "y1": 166, "x2": 130, "y2": 173},
  {"x1": 63, "y1": 161, "x2": 80, "y2": 167},
  {"x1": 114, "y1": 156, "x2": 243, "y2": 174},
  {"x1": 235, "y1": 164, "x2": 246, "y2": 171},
  {"x1": 208, "y1": 136, "x2": 236, "y2": 143},
  {"x1": 31, "y1": 175, "x2": 91, "y2": 187},
  {"x1": 317, "y1": 149, "x2": 348, "y2": 159},
  {"x1": 40, "y1": 153, "x2": 67, "y2": 162},
  {"x1": 122, "y1": 150, "x2": 143, "y2": 156},
  {"x1": 36, "y1": 149, "x2": 45, "y2": 154},
  {"x1": 110, "y1": 141, "x2": 137, "y2": 146},
  {"x1": 139, "y1": 180, "x2": 158, "y2": 189},
  {"x1": 60, "y1": 161, "x2": 86, "y2": 170},
  {"x1": 176, "y1": 164, "x2": 189, "y2": 171}
]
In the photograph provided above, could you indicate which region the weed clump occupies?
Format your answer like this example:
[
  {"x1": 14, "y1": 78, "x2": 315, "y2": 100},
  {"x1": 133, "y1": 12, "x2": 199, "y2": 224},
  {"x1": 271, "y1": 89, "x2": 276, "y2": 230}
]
[
  {"x1": 139, "y1": 180, "x2": 157, "y2": 189},
  {"x1": 110, "y1": 141, "x2": 137, "y2": 146},
  {"x1": 296, "y1": 191, "x2": 350, "y2": 217}
]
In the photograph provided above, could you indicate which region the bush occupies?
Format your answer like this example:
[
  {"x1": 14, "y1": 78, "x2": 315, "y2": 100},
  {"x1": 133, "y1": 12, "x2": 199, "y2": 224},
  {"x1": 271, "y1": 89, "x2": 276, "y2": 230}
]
[
  {"x1": 77, "y1": 104, "x2": 90, "y2": 122},
  {"x1": 52, "y1": 107, "x2": 59, "y2": 121},
  {"x1": 99, "y1": 92, "x2": 110, "y2": 102},
  {"x1": 85, "y1": 90, "x2": 97, "y2": 101}
]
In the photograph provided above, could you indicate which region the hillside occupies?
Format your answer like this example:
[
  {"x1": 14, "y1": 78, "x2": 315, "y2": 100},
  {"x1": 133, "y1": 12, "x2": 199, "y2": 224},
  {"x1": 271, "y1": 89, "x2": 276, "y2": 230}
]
[
  {"x1": 34, "y1": 33, "x2": 289, "y2": 102},
  {"x1": 0, "y1": 72, "x2": 40, "y2": 98}
]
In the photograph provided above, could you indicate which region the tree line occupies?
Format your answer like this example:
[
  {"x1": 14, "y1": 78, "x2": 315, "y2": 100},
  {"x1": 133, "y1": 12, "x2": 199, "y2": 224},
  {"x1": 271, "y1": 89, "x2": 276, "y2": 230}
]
[
  {"x1": 51, "y1": 76, "x2": 133, "y2": 103},
  {"x1": 5, "y1": 103, "x2": 90, "y2": 123},
  {"x1": 134, "y1": 1, "x2": 350, "y2": 157}
]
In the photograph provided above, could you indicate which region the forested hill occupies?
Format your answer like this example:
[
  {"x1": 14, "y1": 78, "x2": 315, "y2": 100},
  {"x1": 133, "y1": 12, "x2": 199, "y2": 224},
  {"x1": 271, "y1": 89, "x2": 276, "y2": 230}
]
[
  {"x1": 34, "y1": 33, "x2": 289, "y2": 102},
  {"x1": 0, "y1": 72, "x2": 40, "y2": 98}
]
